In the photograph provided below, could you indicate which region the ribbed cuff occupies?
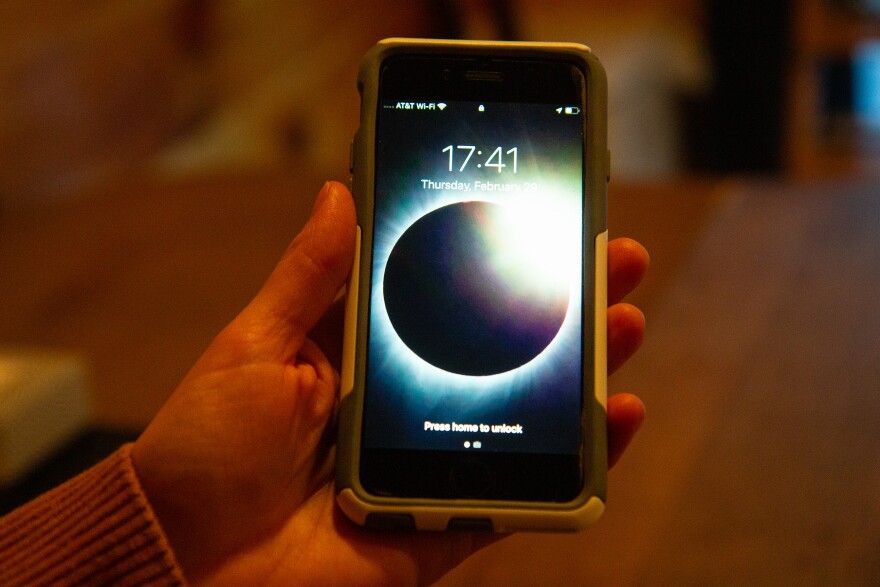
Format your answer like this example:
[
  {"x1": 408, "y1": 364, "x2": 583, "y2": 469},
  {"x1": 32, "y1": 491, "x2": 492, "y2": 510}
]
[{"x1": 0, "y1": 443, "x2": 187, "y2": 586}]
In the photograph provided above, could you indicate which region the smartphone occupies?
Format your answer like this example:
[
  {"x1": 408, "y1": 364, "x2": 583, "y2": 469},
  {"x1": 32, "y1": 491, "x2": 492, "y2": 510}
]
[{"x1": 335, "y1": 38, "x2": 609, "y2": 532}]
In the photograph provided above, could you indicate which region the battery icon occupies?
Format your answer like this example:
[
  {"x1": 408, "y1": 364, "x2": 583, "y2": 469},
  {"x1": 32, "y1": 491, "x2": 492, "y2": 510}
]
[{"x1": 564, "y1": 106, "x2": 581, "y2": 115}]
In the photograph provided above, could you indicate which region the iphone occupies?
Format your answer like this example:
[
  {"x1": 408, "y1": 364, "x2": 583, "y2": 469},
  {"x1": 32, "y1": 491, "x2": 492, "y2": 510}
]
[{"x1": 336, "y1": 38, "x2": 609, "y2": 532}]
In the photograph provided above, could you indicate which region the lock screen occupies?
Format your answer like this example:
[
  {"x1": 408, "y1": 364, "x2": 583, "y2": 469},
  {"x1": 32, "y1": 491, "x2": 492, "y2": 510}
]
[{"x1": 363, "y1": 97, "x2": 587, "y2": 455}]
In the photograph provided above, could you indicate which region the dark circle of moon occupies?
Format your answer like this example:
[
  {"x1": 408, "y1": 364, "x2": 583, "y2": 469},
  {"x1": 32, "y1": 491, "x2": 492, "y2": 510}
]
[{"x1": 383, "y1": 201, "x2": 570, "y2": 376}]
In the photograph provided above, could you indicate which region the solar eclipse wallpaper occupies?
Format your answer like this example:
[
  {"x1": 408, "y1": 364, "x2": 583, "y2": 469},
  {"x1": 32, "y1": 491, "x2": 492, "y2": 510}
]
[{"x1": 362, "y1": 99, "x2": 588, "y2": 455}]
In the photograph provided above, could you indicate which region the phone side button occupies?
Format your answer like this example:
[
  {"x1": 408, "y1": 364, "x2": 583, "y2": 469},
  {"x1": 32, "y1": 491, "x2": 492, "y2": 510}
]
[
  {"x1": 364, "y1": 512, "x2": 416, "y2": 531},
  {"x1": 606, "y1": 149, "x2": 611, "y2": 183},
  {"x1": 447, "y1": 517, "x2": 494, "y2": 532}
]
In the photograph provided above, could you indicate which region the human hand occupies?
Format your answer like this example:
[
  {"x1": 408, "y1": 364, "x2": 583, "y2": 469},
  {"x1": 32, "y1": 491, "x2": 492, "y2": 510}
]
[{"x1": 132, "y1": 181, "x2": 648, "y2": 586}]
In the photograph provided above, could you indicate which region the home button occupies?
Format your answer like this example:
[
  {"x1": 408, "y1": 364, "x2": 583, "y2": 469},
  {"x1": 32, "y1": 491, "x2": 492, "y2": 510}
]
[{"x1": 449, "y1": 460, "x2": 494, "y2": 498}]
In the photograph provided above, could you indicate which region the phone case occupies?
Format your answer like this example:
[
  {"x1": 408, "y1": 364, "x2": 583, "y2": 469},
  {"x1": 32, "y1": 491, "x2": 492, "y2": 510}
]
[{"x1": 335, "y1": 38, "x2": 609, "y2": 532}]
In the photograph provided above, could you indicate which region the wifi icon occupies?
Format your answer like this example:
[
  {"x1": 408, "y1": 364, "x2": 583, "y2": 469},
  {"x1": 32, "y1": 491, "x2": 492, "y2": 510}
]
[{"x1": 437, "y1": 102, "x2": 447, "y2": 110}]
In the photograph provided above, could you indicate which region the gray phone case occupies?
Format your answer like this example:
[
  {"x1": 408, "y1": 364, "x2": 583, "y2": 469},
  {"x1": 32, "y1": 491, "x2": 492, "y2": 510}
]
[{"x1": 335, "y1": 38, "x2": 609, "y2": 532}]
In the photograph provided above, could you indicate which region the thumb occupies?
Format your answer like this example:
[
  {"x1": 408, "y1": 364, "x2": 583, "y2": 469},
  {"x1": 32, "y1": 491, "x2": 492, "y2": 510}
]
[{"x1": 243, "y1": 181, "x2": 357, "y2": 351}]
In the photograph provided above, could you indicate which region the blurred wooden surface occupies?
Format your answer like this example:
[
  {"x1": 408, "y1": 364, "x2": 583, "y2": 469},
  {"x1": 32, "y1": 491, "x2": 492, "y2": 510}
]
[
  {"x1": 0, "y1": 172, "x2": 323, "y2": 427},
  {"x1": 4, "y1": 174, "x2": 879, "y2": 585},
  {"x1": 2, "y1": 172, "x2": 879, "y2": 582},
  {"x1": 441, "y1": 179, "x2": 880, "y2": 585}
]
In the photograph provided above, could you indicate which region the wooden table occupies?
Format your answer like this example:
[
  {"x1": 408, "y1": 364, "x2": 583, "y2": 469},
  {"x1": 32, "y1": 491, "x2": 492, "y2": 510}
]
[
  {"x1": 3, "y1": 175, "x2": 878, "y2": 583},
  {"x1": 442, "y1": 179, "x2": 880, "y2": 585},
  {"x1": 0, "y1": 172, "x2": 324, "y2": 427}
]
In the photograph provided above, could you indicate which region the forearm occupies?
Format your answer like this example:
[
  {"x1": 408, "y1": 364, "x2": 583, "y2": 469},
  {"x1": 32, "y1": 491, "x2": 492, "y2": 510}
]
[{"x1": 0, "y1": 444, "x2": 186, "y2": 586}]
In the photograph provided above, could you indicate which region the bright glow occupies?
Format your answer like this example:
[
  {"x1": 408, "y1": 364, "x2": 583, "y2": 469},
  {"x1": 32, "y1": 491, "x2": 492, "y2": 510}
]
[
  {"x1": 486, "y1": 200, "x2": 579, "y2": 297},
  {"x1": 368, "y1": 177, "x2": 583, "y2": 405}
]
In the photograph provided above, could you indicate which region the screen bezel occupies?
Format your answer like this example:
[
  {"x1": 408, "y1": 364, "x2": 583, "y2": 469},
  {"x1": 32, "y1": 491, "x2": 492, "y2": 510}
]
[{"x1": 358, "y1": 54, "x2": 591, "y2": 503}]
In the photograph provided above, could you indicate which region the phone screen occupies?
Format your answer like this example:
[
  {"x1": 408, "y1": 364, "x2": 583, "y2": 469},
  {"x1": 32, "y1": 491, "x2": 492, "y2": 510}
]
[{"x1": 359, "y1": 56, "x2": 590, "y2": 501}]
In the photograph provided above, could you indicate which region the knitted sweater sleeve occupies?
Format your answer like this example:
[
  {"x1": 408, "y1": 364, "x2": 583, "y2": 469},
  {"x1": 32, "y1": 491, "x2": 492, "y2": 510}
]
[{"x1": 0, "y1": 443, "x2": 187, "y2": 586}]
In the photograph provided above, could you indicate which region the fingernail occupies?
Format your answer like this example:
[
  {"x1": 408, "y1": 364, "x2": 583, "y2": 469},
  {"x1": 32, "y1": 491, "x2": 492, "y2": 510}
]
[{"x1": 313, "y1": 181, "x2": 333, "y2": 214}]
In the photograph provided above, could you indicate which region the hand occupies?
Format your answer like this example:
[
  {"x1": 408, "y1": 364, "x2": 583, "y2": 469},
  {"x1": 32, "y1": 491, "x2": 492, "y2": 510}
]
[{"x1": 132, "y1": 181, "x2": 648, "y2": 586}]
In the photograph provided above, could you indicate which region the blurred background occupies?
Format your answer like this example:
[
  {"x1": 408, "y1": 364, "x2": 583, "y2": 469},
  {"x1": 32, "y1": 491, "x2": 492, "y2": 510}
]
[{"x1": 1, "y1": 0, "x2": 878, "y2": 584}]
